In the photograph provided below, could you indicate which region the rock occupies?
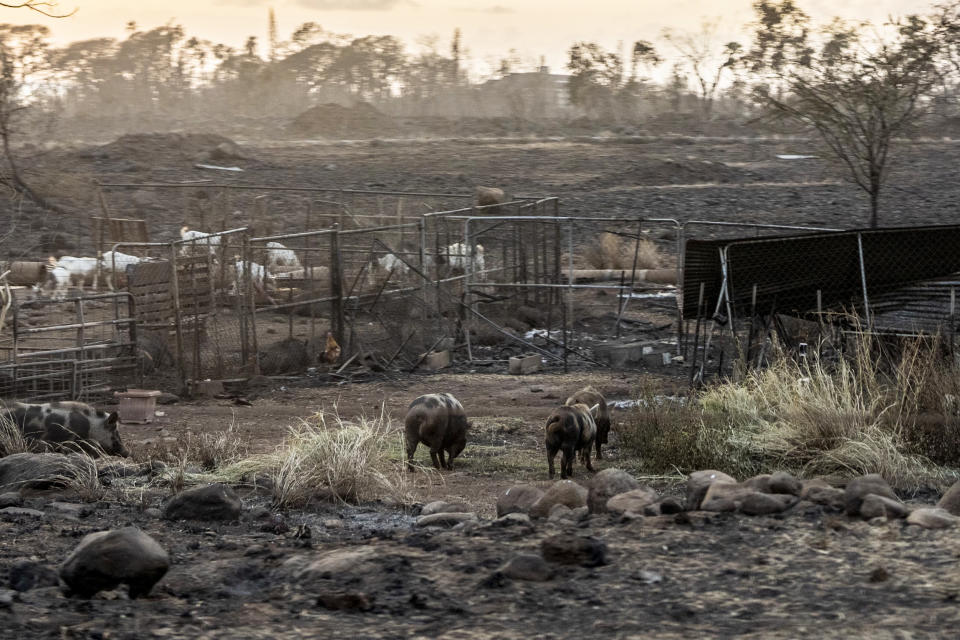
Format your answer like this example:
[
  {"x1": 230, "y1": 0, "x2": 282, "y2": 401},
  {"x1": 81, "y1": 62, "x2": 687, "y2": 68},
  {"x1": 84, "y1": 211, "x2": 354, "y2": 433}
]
[
  {"x1": 587, "y1": 469, "x2": 639, "y2": 514},
  {"x1": 770, "y1": 471, "x2": 802, "y2": 496},
  {"x1": 906, "y1": 507, "x2": 960, "y2": 529},
  {"x1": 420, "y1": 501, "x2": 470, "y2": 516},
  {"x1": 744, "y1": 474, "x2": 773, "y2": 493},
  {"x1": 541, "y1": 534, "x2": 607, "y2": 567},
  {"x1": 0, "y1": 507, "x2": 45, "y2": 519},
  {"x1": 686, "y1": 470, "x2": 737, "y2": 510},
  {"x1": 547, "y1": 504, "x2": 573, "y2": 521},
  {"x1": 700, "y1": 497, "x2": 737, "y2": 512},
  {"x1": 163, "y1": 483, "x2": 242, "y2": 522},
  {"x1": 492, "y1": 513, "x2": 533, "y2": 527},
  {"x1": 285, "y1": 548, "x2": 376, "y2": 581},
  {"x1": 156, "y1": 392, "x2": 180, "y2": 405},
  {"x1": 701, "y1": 482, "x2": 755, "y2": 506},
  {"x1": 800, "y1": 478, "x2": 832, "y2": 498},
  {"x1": 416, "y1": 512, "x2": 478, "y2": 528},
  {"x1": 936, "y1": 480, "x2": 960, "y2": 516},
  {"x1": 143, "y1": 508, "x2": 163, "y2": 519},
  {"x1": 844, "y1": 474, "x2": 897, "y2": 516},
  {"x1": 496, "y1": 484, "x2": 544, "y2": 517},
  {"x1": 606, "y1": 487, "x2": 659, "y2": 516},
  {"x1": 316, "y1": 591, "x2": 372, "y2": 611},
  {"x1": 46, "y1": 502, "x2": 92, "y2": 519},
  {"x1": 0, "y1": 453, "x2": 83, "y2": 492},
  {"x1": 9, "y1": 560, "x2": 59, "y2": 591},
  {"x1": 805, "y1": 486, "x2": 845, "y2": 509},
  {"x1": 570, "y1": 506, "x2": 590, "y2": 521},
  {"x1": 739, "y1": 492, "x2": 796, "y2": 516},
  {"x1": 0, "y1": 492, "x2": 22, "y2": 508},
  {"x1": 0, "y1": 589, "x2": 12, "y2": 608},
  {"x1": 499, "y1": 554, "x2": 554, "y2": 581},
  {"x1": 643, "y1": 503, "x2": 660, "y2": 516},
  {"x1": 60, "y1": 527, "x2": 169, "y2": 598},
  {"x1": 659, "y1": 498, "x2": 684, "y2": 514},
  {"x1": 859, "y1": 494, "x2": 909, "y2": 520},
  {"x1": 530, "y1": 480, "x2": 588, "y2": 518}
]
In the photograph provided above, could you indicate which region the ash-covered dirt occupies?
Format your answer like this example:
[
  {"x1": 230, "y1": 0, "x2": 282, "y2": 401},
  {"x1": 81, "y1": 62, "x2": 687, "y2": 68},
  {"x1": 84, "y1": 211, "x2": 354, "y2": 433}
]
[{"x1": 3, "y1": 477, "x2": 960, "y2": 639}]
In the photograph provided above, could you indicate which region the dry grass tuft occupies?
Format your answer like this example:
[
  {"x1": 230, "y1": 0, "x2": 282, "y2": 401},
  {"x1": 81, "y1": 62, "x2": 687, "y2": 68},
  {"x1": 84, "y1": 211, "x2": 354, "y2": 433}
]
[
  {"x1": 582, "y1": 232, "x2": 661, "y2": 270},
  {"x1": 0, "y1": 411, "x2": 31, "y2": 457}
]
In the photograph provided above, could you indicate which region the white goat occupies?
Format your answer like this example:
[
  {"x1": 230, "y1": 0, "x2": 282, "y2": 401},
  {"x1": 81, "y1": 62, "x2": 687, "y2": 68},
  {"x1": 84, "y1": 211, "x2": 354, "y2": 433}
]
[
  {"x1": 179, "y1": 226, "x2": 221, "y2": 255},
  {"x1": 231, "y1": 259, "x2": 276, "y2": 300},
  {"x1": 265, "y1": 241, "x2": 300, "y2": 270},
  {"x1": 99, "y1": 250, "x2": 142, "y2": 290},
  {"x1": 444, "y1": 242, "x2": 486, "y2": 280},
  {"x1": 36, "y1": 256, "x2": 99, "y2": 300}
]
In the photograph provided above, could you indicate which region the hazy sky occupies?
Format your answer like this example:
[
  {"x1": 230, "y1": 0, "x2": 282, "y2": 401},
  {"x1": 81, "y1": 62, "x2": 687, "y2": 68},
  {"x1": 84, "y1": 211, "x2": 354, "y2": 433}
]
[{"x1": 9, "y1": 0, "x2": 930, "y2": 76}]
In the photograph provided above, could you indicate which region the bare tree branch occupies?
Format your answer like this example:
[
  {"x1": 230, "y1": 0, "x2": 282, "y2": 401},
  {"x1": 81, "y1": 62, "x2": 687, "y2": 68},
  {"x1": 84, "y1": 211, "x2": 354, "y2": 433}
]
[{"x1": 0, "y1": 1, "x2": 76, "y2": 18}]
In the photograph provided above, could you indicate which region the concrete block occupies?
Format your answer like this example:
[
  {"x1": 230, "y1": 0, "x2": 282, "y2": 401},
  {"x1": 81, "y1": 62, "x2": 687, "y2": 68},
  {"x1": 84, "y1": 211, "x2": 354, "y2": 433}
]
[
  {"x1": 425, "y1": 351, "x2": 451, "y2": 370},
  {"x1": 509, "y1": 354, "x2": 541, "y2": 375}
]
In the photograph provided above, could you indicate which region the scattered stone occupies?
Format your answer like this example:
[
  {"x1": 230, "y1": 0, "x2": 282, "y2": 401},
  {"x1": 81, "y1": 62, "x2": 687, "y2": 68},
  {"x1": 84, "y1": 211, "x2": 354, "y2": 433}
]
[
  {"x1": 0, "y1": 589, "x2": 12, "y2": 609},
  {"x1": 805, "y1": 486, "x2": 846, "y2": 510},
  {"x1": 570, "y1": 506, "x2": 590, "y2": 521},
  {"x1": 907, "y1": 507, "x2": 960, "y2": 529},
  {"x1": 499, "y1": 554, "x2": 554, "y2": 581},
  {"x1": 541, "y1": 534, "x2": 608, "y2": 567},
  {"x1": 492, "y1": 513, "x2": 533, "y2": 528},
  {"x1": 588, "y1": 469, "x2": 640, "y2": 514},
  {"x1": 322, "y1": 518, "x2": 344, "y2": 529},
  {"x1": 769, "y1": 471, "x2": 802, "y2": 496},
  {"x1": 530, "y1": 481, "x2": 588, "y2": 518},
  {"x1": 156, "y1": 392, "x2": 180, "y2": 405},
  {"x1": 744, "y1": 474, "x2": 773, "y2": 493},
  {"x1": 740, "y1": 492, "x2": 796, "y2": 516},
  {"x1": 0, "y1": 507, "x2": 45, "y2": 519},
  {"x1": 936, "y1": 480, "x2": 960, "y2": 516},
  {"x1": 9, "y1": 560, "x2": 59, "y2": 592},
  {"x1": 60, "y1": 527, "x2": 169, "y2": 598},
  {"x1": 416, "y1": 512, "x2": 478, "y2": 528},
  {"x1": 643, "y1": 503, "x2": 661, "y2": 516},
  {"x1": 686, "y1": 470, "x2": 737, "y2": 510},
  {"x1": 420, "y1": 501, "x2": 470, "y2": 516},
  {"x1": 606, "y1": 487, "x2": 659, "y2": 516},
  {"x1": 0, "y1": 492, "x2": 22, "y2": 508},
  {"x1": 638, "y1": 570, "x2": 663, "y2": 584},
  {"x1": 548, "y1": 504, "x2": 573, "y2": 521},
  {"x1": 46, "y1": 502, "x2": 92, "y2": 519},
  {"x1": 800, "y1": 478, "x2": 832, "y2": 498},
  {"x1": 845, "y1": 474, "x2": 897, "y2": 517},
  {"x1": 316, "y1": 590, "x2": 372, "y2": 611},
  {"x1": 496, "y1": 484, "x2": 544, "y2": 517},
  {"x1": 859, "y1": 494, "x2": 909, "y2": 520},
  {"x1": 658, "y1": 498, "x2": 684, "y2": 515},
  {"x1": 868, "y1": 566, "x2": 890, "y2": 583},
  {"x1": 701, "y1": 482, "x2": 756, "y2": 506},
  {"x1": 163, "y1": 483, "x2": 242, "y2": 522},
  {"x1": 143, "y1": 508, "x2": 163, "y2": 519},
  {"x1": 700, "y1": 497, "x2": 737, "y2": 513}
]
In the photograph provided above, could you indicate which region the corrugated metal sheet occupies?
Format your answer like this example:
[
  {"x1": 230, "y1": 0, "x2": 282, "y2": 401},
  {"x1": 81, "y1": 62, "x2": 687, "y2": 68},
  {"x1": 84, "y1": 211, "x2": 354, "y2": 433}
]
[{"x1": 682, "y1": 224, "x2": 960, "y2": 335}]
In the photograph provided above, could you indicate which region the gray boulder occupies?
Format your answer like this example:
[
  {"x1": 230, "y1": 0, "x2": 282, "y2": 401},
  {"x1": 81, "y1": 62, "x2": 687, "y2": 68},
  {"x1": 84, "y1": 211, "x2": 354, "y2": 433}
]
[
  {"x1": 907, "y1": 507, "x2": 960, "y2": 529},
  {"x1": 587, "y1": 469, "x2": 639, "y2": 514},
  {"x1": 0, "y1": 453, "x2": 83, "y2": 492},
  {"x1": 606, "y1": 487, "x2": 659, "y2": 516},
  {"x1": 420, "y1": 501, "x2": 470, "y2": 516},
  {"x1": 416, "y1": 512, "x2": 478, "y2": 528},
  {"x1": 541, "y1": 534, "x2": 607, "y2": 567},
  {"x1": 936, "y1": 480, "x2": 960, "y2": 516},
  {"x1": 496, "y1": 484, "x2": 544, "y2": 517},
  {"x1": 844, "y1": 474, "x2": 897, "y2": 516},
  {"x1": 769, "y1": 472, "x2": 803, "y2": 496},
  {"x1": 60, "y1": 527, "x2": 169, "y2": 598},
  {"x1": 740, "y1": 492, "x2": 796, "y2": 516},
  {"x1": 499, "y1": 554, "x2": 554, "y2": 582},
  {"x1": 859, "y1": 494, "x2": 909, "y2": 520},
  {"x1": 163, "y1": 483, "x2": 242, "y2": 522},
  {"x1": 686, "y1": 470, "x2": 737, "y2": 510},
  {"x1": 530, "y1": 480, "x2": 588, "y2": 518}
]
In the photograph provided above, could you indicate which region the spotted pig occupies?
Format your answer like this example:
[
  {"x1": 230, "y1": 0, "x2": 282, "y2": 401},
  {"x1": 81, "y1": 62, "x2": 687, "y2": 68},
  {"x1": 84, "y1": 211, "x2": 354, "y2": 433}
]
[
  {"x1": 404, "y1": 393, "x2": 469, "y2": 471},
  {"x1": 1, "y1": 401, "x2": 128, "y2": 457},
  {"x1": 545, "y1": 402, "x2": 598, "y2": 479},
  {"x1": 565, "y1": 386, "x2": 611, "y2": 459}
]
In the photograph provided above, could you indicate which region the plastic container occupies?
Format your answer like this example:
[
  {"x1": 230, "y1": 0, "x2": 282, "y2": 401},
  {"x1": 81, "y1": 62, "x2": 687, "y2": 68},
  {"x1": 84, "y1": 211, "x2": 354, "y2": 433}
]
[{"x1": 114, "y1": 389, "x2": 162, "y2": 424}]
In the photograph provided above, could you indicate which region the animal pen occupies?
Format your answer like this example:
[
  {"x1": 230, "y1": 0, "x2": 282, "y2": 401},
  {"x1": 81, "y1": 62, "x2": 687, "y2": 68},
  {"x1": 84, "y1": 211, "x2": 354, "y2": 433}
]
[{"x1": 5, "y1": 178, "x2": 957, "y2": 402}]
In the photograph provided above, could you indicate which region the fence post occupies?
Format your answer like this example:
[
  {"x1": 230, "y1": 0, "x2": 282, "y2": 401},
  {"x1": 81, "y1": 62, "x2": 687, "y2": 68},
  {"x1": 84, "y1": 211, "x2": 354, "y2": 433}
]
[
  {"x1": 169, "y1": 243, "x2": 186, "y2": 387},
  {"x1": 856, "y1": 233, "x2": 872, "y2": 328},
  {"x1": 330, "y1": 224, "x2": 345, "y2": 350},
  {"x1": 244, "y1": 234, "x2": 260, "y2": 375}
]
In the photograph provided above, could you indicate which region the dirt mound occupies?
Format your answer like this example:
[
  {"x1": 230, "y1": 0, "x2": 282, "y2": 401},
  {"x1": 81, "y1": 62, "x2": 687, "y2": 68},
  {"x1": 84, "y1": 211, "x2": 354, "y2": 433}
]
[
  {"x1": 287, "y1": 103, "x2": 399, "y2": 139},
  {"x1": 586, "y1": 155, "x2": 759, "y2": 188},
  {"x1": 97, "y1": 133, "x2": 245, "y2": 164}
]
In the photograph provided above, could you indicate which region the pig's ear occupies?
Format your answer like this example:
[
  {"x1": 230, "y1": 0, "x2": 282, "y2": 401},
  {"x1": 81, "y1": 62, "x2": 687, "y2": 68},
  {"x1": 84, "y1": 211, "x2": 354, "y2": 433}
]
[
  {"x1": 106, "y1": 412, "x2": 119, "y2": 427},
  {"x1": 589, "y1": 404, "x2": 600, "y2": 417}
]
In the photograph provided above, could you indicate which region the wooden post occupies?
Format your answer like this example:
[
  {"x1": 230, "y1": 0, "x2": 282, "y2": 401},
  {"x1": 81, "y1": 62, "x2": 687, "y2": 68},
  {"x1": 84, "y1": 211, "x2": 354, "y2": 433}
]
[
  {"x1": 244, "y1": 235, "x2": 260, "y2": 374},
  {"x1": 169, "y1": 244, "x2": 186, "y2": 386},
  {"x1": 191, "y1": 256, "x2": 201, "y2": 381},
  {"x1": 330, "y1": 224, "x2": 345, "y2": 350},
  {"x1": 688, "y1": 282, "x2": 705, "y2": 386}
]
